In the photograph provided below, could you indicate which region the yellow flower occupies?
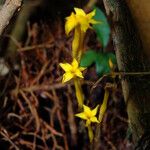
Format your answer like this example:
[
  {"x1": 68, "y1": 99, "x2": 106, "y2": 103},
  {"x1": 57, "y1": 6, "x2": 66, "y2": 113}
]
[
  {"x1": 65, "y1": 8, "x2": 99, "y2": 35},
  {"x1": 75, "y1": 104, "x2": 99, "y2": 142},
  {"x1": 75, "y1": 105, "x2": 99, "y2": 126},
  {"x1": 59, "y1": 58, "x2": 86, "y2": 83}
]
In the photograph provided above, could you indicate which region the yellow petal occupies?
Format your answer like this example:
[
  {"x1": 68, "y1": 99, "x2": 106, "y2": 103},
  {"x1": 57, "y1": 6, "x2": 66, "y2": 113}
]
[
  {"x1": 75, "y1": 69, "x2": 84, "y2": 78},
  {"x1": 59, "y1": 63, "x2": 72, "y2": 72},
  {"x1": 87, "y1": 9, "x2": 100, "y2": 26},
  {"x1": 62, "y1": 72, "x2": 74, "y2": 83},
  {"x1": 74, "y1": 8, "x2": 86, "y2": 16},
  {"x1": 65, "y1": 12, "x2": 77, "y2": 35},
  {"x1": 72, "y1": 58, "x2": 79, "y2": 68},
  {"x1": 77, "y1": 16, "x2": 89, "y2": 32},
  {"x1": 91, "y1": 105, "x2": 99, "y2": 116},
  {"x1": 86, "y1": 9, "x2": 96, "y2": 19},
  {"x1": 80, "y1": 22, "x2": 89, "y2": 32},
  {"x1": 90, "y1": 19, "x2": 101, "y2": 25},
  {"x1": 83, "y1": 105, "x2": 91, "y2": 114},
  {"x1": 79, "y1": 67, "x2": 86, "y2": 71},
  {"x1": 90, "y1": 116, "x2": 99, "y2": 123},
  {"x1": 75, "y1": 112, "x2": 87, "y2": 120}
]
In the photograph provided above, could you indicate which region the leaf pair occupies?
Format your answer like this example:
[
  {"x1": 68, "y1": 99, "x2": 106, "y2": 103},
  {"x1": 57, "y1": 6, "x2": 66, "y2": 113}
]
[{"x1": 80, "y1": 50, "x2": 116, "y2": 76}]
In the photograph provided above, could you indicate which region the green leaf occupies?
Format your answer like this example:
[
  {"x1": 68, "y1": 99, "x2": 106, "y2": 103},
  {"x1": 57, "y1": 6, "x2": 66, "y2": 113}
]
[
  {"x1": 95, "y1": 52, "x2": 116, "y2": 76},
  {"x1": 80, "y1": 50, "x2": 97, "y2": 67},
  {"x1": 80, "y1": 50, "x2": 116, "y2": 77},
  {"x1": 93, "y1": 7, "x2": 110, "y2": 47}
]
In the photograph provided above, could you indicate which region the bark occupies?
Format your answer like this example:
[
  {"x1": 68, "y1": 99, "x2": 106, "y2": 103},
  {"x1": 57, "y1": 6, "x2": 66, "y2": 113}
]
[
  {"x1": 0, "y1": 0, "x2": 22, "y2": 35},
  {"x1": 126, "y1": 0, "x2": 150, "y2": 61},
  {"x1": 103, "y1": 0, "x2": 150, "y2": 144}
]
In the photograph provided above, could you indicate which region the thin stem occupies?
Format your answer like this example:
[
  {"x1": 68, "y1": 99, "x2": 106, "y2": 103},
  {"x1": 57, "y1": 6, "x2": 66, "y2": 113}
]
[
  {"x1": 74, "y1": 78, "x2": 84, "y2": 109},
  {"x1": 87, "y1": 125, "x2": 94, "y2": 143},
  {"x1": 98, "y1": 89, "x2": 109, "y2": 122},
  {"x1": 92, "y1": 71, "x2": 150, "y2": 91},
  {"x1": 72, "y1": 26, "x2": 85, "y2": 62},
  {"x1": 112, "y1": 71, "x2": 150, "y2": 76}
]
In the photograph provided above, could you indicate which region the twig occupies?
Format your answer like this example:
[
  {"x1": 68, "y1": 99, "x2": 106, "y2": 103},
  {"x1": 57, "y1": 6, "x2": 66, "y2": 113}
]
[
  {"x1": 18, "y1": 43, "x2": 53, "y2": 52},
  {"x1": 30, "y1": 60, "x2": 50, "y2": 85},
  {"x1": 42, "y1": 120, "x2": 63, "y2": 137},
  {"x1": 92, "y1": 71, "x2": 150, "y2": 90},
  {"x1": 19, "y1": 90, "x2": 40, "y2": 132},
  {"x1": 104, "y1": 136, "x2": 117, "y2": 150},
  {"x1": 112, "y1": 71, "x2": 150, "y2": 76},
  {"x1": 0, "y1": 128, "x2": 20, "y2": 150},
  {"x1": 66, "y1": 88, "x2": 77, "y2": 145}
]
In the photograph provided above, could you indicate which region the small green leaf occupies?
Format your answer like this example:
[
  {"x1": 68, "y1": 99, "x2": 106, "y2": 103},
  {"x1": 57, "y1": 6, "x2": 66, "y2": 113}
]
[
  {"x1": 95, "y1": 52, "x2": 116, "y2": 76},
  {"x1": 96, "y1": 53, "x2": 109, "y2": 76},
  {"x1": 80, "y1": 50, "x2": 97, "y2": 67},
  {"x1": 93, "y1": 7, "x2": 110, "y2": 47},
  {"x1": 80, "y1": 49, "x2": 116, "y2": 77}
]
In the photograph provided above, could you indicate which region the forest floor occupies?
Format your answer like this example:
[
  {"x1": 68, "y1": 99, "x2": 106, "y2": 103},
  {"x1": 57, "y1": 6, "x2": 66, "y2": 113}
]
[{"x1": 0, "y1": 19, "x2": 134, "y2": 150}]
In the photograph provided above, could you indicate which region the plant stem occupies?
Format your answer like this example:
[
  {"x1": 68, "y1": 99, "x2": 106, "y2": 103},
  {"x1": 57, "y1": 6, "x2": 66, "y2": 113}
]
[
  {"x1": 88, "y1": 125, "x2": 94, "y2": 143},
  {"x1": 98, "y1": 89, "x2": 109, "y2": 122},
  {"x1": 74, "y1": 78, "x2": 84, "y2": 109},
  {"x1": 72, "y1": 26, "x2": 85, "y2": 62}
]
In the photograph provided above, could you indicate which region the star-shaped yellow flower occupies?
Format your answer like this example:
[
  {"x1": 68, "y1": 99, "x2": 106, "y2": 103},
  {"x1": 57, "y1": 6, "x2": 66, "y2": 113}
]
[
  {"x1": 59, "y1": 58, "x2": 86, "y2": 83},
  {"x1": 75, "y1": 105, "x2": 99, "y2": 126},
  {"x1": 65, "y1": 8, "x2": 99, "y2": 35}
]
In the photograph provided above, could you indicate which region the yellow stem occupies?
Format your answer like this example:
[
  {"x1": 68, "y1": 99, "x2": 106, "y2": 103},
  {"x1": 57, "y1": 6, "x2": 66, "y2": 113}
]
[
  {"x1": 88, "y1": 125, "x2": 94, "y2": 143},
  {"x1": 72, "y1": 27, "x2": 80, "y2": 59},
  {"x1": 78, "y1": 30, "x2": 85, "y2": 62},
  {"x1": 72, "y1": 26, "x2": 85, "y2": 62},
  {"x1": 74, "y1": 78, "x2": 84, "y2": 109},
  {"x1": 98, "y1": 89, "x2": 109, "y2": 122}
]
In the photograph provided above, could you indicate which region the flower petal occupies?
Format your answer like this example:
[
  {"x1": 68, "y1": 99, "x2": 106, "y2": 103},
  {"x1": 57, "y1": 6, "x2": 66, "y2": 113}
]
[
  {"x1": 71, "y1": 58, "x2": 79, "y2": 68},
  {"x1": 74, "y1": 8, "x2": 86, "y2": 16},
  {"x1": 65, "y1": 12, "x2": 77, "y2": 35},
  {"x1": 90, "y1": 19, "x2": 101, "y2": 25},
  {"x1": 86, "y1": 9, "x2": 96, "y2": 19},
  {"x1": 78, "y1": 17, "x2": 89, "y2": 32},
  {"x1": 75, "y1": 69, "x2": 84, "y2": 78},
  {"x1": 83, "y1": 105, "x2": 91, "y2": 114},
  {"x1": 62, "y1": 72, "x2": 74, "y2": 83},
  {"x1": 79, "y1": 67, "x2": 86, "y2": 71},
  {"x1": 91, "y1": 105, "x2": 99, "y2": 116},
  {"x1": 90, "y1": 117, "x2": 99, "y2": 123},
  {"x1": 75, "y1": 112, "x2": 87, "y2": 120},
  {"x1": 59, "y1": 63, "x2": 72, "y2": 72}
]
